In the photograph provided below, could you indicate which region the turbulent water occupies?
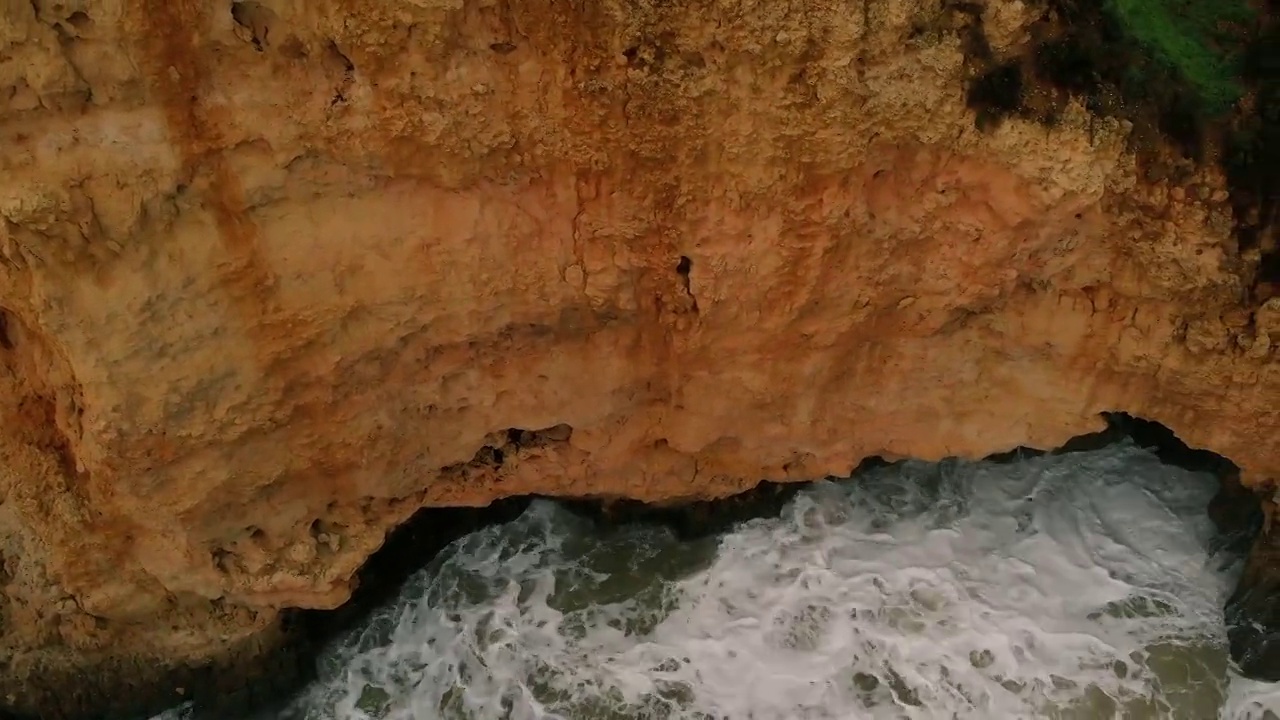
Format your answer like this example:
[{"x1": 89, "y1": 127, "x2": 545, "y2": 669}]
[{"x1": 172, "y1": 443, "x2": 1280, "y2": 719}]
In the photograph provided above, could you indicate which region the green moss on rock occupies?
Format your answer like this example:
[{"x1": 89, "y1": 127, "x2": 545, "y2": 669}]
[{"x1": 1106, "y1": 0, "x2": 1255, "y2": 115}]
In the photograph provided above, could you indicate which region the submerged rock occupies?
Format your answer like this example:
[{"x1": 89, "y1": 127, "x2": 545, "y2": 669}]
[{"x1": 1227, "y1": 507, "x2": 1280, "y2": 682}]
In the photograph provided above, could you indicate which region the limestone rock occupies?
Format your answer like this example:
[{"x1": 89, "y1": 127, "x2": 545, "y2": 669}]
[{"x1": 0, "y1": 0, "x2": 1276, "y2": 715}]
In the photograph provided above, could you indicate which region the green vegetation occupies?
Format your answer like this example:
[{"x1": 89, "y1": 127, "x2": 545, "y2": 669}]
[
  {"x1": 963, "y1": 0, "x2": 1276, "y2": 282},
  {"x1": 966, "y1": 0, "x2": 1262, "y2": 145},
  {"x1": 1105, "y1": 0, "x2": 1257, "y2": 115}
]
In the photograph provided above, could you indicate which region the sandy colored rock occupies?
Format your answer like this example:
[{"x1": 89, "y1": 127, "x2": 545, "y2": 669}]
[{"x1": 0, "y1": 0, "x2": 1275, "y2": 714}]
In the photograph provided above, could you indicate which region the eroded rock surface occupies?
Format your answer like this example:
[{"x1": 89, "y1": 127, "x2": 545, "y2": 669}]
[{"x1": 0, "y1": 0, "x2": 1276, "y2": 715}]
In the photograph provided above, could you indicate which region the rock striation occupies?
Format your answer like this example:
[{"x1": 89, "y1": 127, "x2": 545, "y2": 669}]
[{"x1": 0, "y1": 0, "x2": 1276, "y2": 716}]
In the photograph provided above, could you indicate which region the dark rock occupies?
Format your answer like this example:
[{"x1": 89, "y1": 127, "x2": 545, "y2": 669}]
[{"x1": 1227, "y1": 524, "x2": 1280, "y2": 681}]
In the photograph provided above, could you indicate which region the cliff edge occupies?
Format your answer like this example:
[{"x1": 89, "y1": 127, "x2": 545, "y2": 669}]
[{"x1": 0, "y1": 0, "x2": 1277, "y2": 716}]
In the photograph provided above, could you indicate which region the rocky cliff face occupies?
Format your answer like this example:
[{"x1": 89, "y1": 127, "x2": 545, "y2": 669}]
[{"x1": 1, "y1": 0, "x2": 1277, "y2": 716}]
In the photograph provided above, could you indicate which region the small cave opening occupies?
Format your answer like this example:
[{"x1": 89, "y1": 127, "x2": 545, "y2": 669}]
[
  {"x1": 0, "y1": 309, "x2": 13, "y2": 350},
  {"x1": 163, "y1": 414, "x2": 1274, "y2": 719},
  {"x1": 967, "y1": 62, "x2": 1025, "y2": 131},
  {"x1": 65, "y1": 10, "x2": 91, "y2": 31},
  {"x1": 230, "y1": 1, "x2": 276, "y2": 53},
  {"x1": 294, "y1": 499, "x2": 533, "y2": 645}
]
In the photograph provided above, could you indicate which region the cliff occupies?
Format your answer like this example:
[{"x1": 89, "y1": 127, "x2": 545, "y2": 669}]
[{"x1": 0, "y1": 0, "x2": 1277, "y2": 716}]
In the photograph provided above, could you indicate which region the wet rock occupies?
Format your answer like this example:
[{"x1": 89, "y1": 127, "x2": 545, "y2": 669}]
[
  {"x1": 5, "y1": 628, "x2": 317, "y2": 720},
  {"x1": 1226, "y1": 519, "x2": 1280, "y2": 681}
]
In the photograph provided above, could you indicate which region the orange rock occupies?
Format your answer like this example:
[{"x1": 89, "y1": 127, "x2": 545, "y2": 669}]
[{"x1": 0, "y1": 0, "x2": 1271, "y2": 715}]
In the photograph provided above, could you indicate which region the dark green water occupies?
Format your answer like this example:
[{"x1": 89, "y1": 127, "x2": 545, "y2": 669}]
[{"x1": 159, "y1": 443, "x2": 1280, "y2": 719}]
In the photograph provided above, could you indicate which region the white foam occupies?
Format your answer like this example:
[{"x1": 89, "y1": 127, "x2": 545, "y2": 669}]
[{"x1": 206, "y1": 443, "x2": 1280, "y2": 719}]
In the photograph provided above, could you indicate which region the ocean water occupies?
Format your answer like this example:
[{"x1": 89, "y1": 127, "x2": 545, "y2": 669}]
[{"x1": 165, "y1": 443, "x2": 1280, "y2": 719}]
